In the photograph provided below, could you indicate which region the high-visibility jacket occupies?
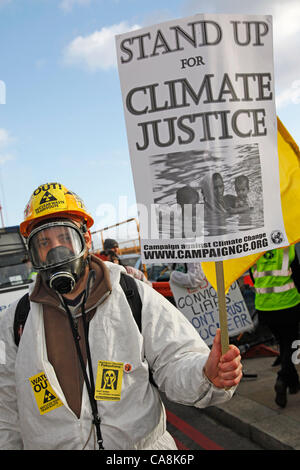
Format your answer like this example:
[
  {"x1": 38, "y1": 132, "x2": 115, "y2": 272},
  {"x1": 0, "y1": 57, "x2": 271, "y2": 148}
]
[{"x1": 251, "y1": 246, "x2": 300, "y2": 311}]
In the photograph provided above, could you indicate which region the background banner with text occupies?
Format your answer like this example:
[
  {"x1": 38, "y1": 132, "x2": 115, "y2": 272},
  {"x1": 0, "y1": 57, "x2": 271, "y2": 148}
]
[{"x1": 170, "y1": 278, "x2": 253, "y2": 346}]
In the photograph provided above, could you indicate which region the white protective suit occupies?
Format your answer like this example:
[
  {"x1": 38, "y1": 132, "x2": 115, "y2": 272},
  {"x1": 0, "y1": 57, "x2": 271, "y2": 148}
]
[
  {"x1": 170, "y1": 263, "x2": 207, "y2": 289},
  {"x1": 0, "y1": 262, "x2": 235, "y2": 450}
]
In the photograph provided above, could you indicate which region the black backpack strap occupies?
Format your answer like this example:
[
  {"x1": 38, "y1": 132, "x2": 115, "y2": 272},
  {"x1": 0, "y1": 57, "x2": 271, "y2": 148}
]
[
  {"x1": 13, "y1": 293, "x2": 30, "y2": 346},
  {"x1": 119, "y1": 272, "x2": 142, "y2": 332},
  {"x1": 13, "y1": 276, "x2": 156, "y2": 385},
  {"x1": 13, "y1": 276, "x2": 141, "y2": 345},
  {"x1": 119, "y1": 273, "x2": 157, "y2": 387}
]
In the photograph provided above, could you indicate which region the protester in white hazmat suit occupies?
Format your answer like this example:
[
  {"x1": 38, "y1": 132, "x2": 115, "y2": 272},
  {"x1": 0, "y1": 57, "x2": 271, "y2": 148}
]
[
  {"x1": 170, "y1": 262, "x2": 207, "y2": 289},
  {"x1": 0, "y1": 182, "x2": 242, "y2": 450}
]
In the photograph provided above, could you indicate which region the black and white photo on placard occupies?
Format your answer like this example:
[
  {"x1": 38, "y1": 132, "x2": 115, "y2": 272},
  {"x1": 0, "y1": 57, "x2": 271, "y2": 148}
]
[{"x1": 149, "y1": 143, "x2": 264, "y2": 238}]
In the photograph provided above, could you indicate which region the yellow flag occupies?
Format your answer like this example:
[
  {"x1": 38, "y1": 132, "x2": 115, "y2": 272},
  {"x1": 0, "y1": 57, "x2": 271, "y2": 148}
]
[{"x1": 202, "y1": 117, "x2": 300, "y2": 292}]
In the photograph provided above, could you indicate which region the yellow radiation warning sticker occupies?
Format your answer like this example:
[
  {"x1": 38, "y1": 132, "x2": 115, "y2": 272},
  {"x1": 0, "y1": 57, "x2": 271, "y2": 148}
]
[
  {"x1": 32, "y1": 183, "x2": 67, "y2": 217},
  {"x1": 94, "y1": 361, "x2": 124, "y2": 401},
  {"x1": 29, "y1": 372, "x2": 63, "y2": 415}
]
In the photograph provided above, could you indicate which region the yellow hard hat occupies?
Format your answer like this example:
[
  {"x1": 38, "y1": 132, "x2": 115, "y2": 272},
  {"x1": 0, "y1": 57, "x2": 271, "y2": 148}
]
[{"x1": 20, "y1": 182, "x2": 94, "y2": 238}]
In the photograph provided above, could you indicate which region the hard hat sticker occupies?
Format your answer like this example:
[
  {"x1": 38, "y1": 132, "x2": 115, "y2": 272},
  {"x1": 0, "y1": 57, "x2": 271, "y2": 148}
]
[
  {"x1": 94, "y1": 361, "x2": 124, "y2": 401},
  {"x1": 66, "y1": 190, "x2": 86, "y2": 210},
  {"x1": 29, "y1": 372, "x2": 63, "y2": 415},
  {"x1": 32, "y1": 183, "x2": 67, "y2": 216}
]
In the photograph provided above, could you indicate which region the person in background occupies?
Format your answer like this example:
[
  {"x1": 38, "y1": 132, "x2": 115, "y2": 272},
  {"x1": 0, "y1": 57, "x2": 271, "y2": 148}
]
[
  {"x1": 97, "y1": 240, "x2": 152, "y2": 286},
  {"x1": 251, "y1": 246, "x2": 300, "y2": 408},
  {"x1": 103, "y1": 238, "x2": 120, "y2": 255},
  {"x1": 94, "y1": 238, "x2": 119, "y2": 263},
  {"x1": 170, "y1": 262, "x2": 207, "y2": 290}
]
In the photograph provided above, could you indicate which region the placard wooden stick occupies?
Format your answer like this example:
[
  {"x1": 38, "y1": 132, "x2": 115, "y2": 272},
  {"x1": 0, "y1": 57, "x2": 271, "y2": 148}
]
[{"x1": 215, "y1": 260, "x2": 229, "y2": 355}]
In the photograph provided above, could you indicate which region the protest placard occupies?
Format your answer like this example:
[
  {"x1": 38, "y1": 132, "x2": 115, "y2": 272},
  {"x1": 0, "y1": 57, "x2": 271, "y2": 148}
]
[
  {"x1": 116, "y1": 14, "x2": 287, "y2": 264},
  {"x1": 169, "y1": 276, "x2": 254, "y2": 346}
]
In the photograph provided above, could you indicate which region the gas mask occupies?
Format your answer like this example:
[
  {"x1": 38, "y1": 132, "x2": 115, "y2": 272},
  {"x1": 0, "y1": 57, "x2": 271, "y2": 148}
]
[{"x1": 28, "y1": 220, "x2": 88, "y2": 294}]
